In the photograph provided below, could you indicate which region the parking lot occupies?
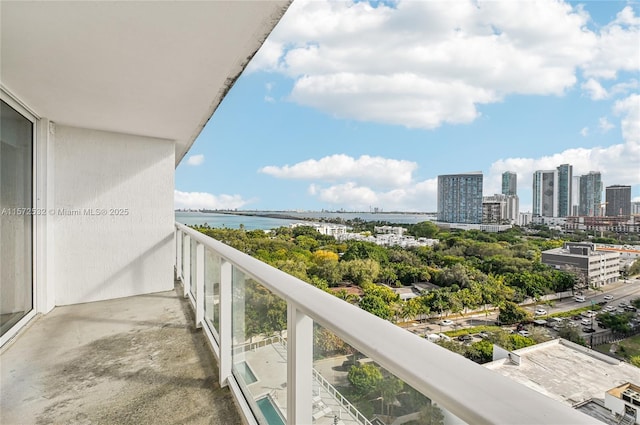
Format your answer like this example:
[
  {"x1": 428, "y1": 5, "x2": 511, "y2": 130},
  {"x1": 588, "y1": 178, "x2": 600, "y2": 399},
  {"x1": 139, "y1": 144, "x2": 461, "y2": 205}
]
[{"x1": 403, "y1": 280, "x2": 640, "y2": 344}]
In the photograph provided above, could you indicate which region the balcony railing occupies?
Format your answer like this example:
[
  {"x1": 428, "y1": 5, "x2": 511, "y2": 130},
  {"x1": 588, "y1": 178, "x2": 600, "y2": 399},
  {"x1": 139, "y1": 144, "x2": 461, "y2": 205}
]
[{"x1": 175, "y1": 222, "x2": 599, "y2": 425}]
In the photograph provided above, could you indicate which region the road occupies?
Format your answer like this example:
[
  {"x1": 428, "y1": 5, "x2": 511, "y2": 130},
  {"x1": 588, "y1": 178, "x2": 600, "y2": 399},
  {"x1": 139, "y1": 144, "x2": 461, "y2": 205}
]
[{"x1": 406, "y1": 278, "x2": 640, "y2": 337}]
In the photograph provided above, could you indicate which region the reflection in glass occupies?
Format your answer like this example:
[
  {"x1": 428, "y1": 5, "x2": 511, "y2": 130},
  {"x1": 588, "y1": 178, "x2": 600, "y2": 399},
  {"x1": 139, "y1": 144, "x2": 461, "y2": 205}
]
[
  {"x1": 0, "y1": 99, "x2": 33, "y2": 337},
  {"x1": 231, "y1": 269, "x2": 288, "y2": 425},
  {"x1": 312, "y1": 325, "x2": 464, "y2": 425},
  {"x1": 203, "y1": 249, "x2": 220, "y2": 338},
  {"x1": 190, "y1": 238, "x2": 197, "y2": 299}
]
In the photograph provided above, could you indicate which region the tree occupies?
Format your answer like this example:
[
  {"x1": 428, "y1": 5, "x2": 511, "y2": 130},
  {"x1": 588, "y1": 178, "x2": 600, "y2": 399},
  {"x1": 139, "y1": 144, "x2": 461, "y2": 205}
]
[
  {"x1": 598, "y1": 312, "x2": 634, "y2": 333},
  {"x1": 348, "y1": 363, "x2": 383, "y2": 396},
  {"x1": 418, "y1": 403, "x2": 445, "y2": 425},
  {"x1": 465, "y1": 340, "x2": 494, "y2": 364},
  {"x1": 342, "y1": 241, "x2": 389, "y2": 264},
  {"x1": 557, "y1": 325, "x2": 586, "y2": 345},
  {"x1": 359, "y1": 294, "x2": 393, "y2": 320},
  {"x1": 409, "y1": 221, "x2": 440, "y2": 238},
  {"x1": 341, "y1": 259, "x2": 381, "y2": 286},
  {"x1": 498, "y1": 301, "x2": 531, "y2": 325},
  {"x1": 378, "y1": 376, "x2": 404, "y2": 416},
  {"x1": 310, "y1": 250, "x2": 342, "y2": 284}
]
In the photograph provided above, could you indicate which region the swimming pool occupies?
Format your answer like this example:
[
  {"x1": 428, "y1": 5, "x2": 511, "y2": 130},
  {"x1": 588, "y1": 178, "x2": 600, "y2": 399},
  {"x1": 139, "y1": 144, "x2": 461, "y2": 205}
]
[
  {"x1": 235, "y1": 361, "x2": 257, "y2": 384},
  {"x1": 256, "y1": 396, "x2": 285, "y2": 425}
]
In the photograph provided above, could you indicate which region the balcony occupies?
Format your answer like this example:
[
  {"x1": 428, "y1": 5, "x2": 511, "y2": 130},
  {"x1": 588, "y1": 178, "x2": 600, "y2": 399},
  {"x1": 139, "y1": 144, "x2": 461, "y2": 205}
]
[
  {"x1": 0, "y1": 283, "x2": 241, "y2": 425},
  {"x1": 1, "y1": 223, "x2": 601, "y2": 425}
]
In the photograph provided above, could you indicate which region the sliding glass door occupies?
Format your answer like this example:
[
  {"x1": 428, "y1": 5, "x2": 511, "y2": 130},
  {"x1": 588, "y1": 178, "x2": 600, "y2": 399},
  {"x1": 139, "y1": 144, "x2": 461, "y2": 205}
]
[{"x1": 1, "y1": 99, "x2": 34, "y2": 337}]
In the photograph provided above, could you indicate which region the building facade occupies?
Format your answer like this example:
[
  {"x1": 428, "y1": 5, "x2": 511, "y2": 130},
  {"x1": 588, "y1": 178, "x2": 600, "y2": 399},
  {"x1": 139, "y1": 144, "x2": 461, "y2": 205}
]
[
  {"x1": 541, "y1": 242, "x2": 620, "y2": 287},
  {"x1": 532, "y1": 170, "x2": 557, "y2": 217},
  {"x1": 579, "y1": 172, "x2": 603, "y2": 216},
  {"x1": 501, "y1": 171, "x2": 517, "y2": 196},
  {"x1": 556, "y1": 164, "x2": 573, "y2": 217},
  {"x1": 606, "y1": 185, "x2": 632, "y2": 217},
  {"x1": 482, "y1": 194, "x2": 519, "y2": 224},
  {"x1": 437, "y1": 172, "x2": 483, "y2": 224},
  {"x1": 532, "y1": 165, "x2": 573, "y2": 218}
]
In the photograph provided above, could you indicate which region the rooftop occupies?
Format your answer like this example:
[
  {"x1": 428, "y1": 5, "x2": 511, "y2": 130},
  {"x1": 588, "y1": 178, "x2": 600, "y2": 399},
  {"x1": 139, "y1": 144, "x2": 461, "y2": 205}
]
[{"x1": 485, "y1": 339, "x2": 640, "y2": 407}]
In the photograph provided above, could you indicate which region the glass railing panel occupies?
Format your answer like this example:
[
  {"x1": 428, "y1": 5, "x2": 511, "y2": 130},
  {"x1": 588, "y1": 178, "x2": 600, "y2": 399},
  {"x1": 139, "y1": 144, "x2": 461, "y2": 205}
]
[
  {"x1": 312, "y1": 324, "x2": 468, "y2": 425},
  {"x1": 232, "y1": 268, "x2": 288, "y2": 425},
  {"x1": 182, "y1": 233, "x2": 188, "y2": 278},
  {"x1": 203, "y1": 248, "x2": 220, "y2": 339},
  {"x1": 190, "y1": 238, "x2": 197, "y2": 299}
]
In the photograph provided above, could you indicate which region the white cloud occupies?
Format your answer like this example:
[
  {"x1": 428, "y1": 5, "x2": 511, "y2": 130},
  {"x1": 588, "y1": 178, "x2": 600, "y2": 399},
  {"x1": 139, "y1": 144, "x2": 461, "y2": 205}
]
[
  {"x1": 582, "y1": 78, "x2": 608, "y2": 100},
  {"x1": 611, "y1": 79, "x2": 639, "y2": 96},
  {"x1": 582, "y1": 6, "x2": 640, "y2": 79},
  {"x1": 174, "y1": 190, "x2": 251, "y2": 210},
  {"x1": 186, "y1": 154, "x2": 204, "y2": 166},
  {"x1": 309, "y1": 179, "x2": 438, "y2": 212},
  {"x1": 580, "y1": 127, "x2": 589, "y2": 137},
  {"x1": 259, "y1": 154, "x2": 417, "y2": 188},
  {"x1": 614, "y1": 93, "x2": 640, "y2": 145},
  {"x1": 249, "y1": 0, "x2": 640, "y2": 129},
  {"x1": 599, "y1": 116, "x2": 615, "y2": 132}
]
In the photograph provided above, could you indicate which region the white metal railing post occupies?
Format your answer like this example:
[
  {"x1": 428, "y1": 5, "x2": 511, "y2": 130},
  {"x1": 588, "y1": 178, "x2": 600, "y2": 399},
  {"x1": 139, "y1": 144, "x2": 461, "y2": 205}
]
[
  {"x1": 287, "y1": 304, "x2": 313, "y2": 425},
  {"x1": 196, "y1": 242, "x2": 205, "y2": 328},
  {"x1": 175, "y1": 228, "x2": 183, "y2": 281},
  {"x1": 183, "y1": 234, "x2": 191, "y2": 298},
  {"x1": 219, "y1": 260, "x2": 233, "y2": 387}
]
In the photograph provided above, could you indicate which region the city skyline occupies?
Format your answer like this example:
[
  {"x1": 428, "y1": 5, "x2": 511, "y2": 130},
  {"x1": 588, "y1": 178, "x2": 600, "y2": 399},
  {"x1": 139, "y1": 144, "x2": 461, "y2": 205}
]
[{"x1": 175, "y1": 0, "x2": 640, "y2": 213}]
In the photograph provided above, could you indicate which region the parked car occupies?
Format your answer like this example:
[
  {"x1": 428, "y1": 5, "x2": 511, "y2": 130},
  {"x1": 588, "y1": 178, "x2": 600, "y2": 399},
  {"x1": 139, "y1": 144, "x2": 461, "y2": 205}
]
[
  {"x1": 580, "y1": 318, "x2": 591, "y2": 326},
  {"x1": 440, "y1": 319, "x2": 454, "y2": 326},
  {"x1": 534, "y1": 309, "x2": 547, "y2": 316},
  {"x1": 478, "y1": 331, "x2": 490, "y2": 339},
  {"x1": 546, "y1": 317, "x2": 563, "y2": 328},
  {"x1": 581, "y1": 310, "x2": 596, "y2": 318},
  {"x1": 583, "y1": 327, "x2": 596, "y2": 333},
  {"x1": 625, "y1": 305, "x2": 638, "y2": 312},
  {"x1": 572, "y1": 315, "x2": 582, "y2": 320},
  {"x1": 603, "y1": 295, "x2": 613, "y2": 301},
  {"x1": 457, "y1": 334, "x2": 472, "y2": 342},
  {"x1": 598, "y1": 322, "x2": 608, "y2": 328},
  {"x1": 574, "y1": 295, "x2": 586, "y2": 302},
  {"x1": 518, "y1": 330, "x2": 531, "y2": 337}
]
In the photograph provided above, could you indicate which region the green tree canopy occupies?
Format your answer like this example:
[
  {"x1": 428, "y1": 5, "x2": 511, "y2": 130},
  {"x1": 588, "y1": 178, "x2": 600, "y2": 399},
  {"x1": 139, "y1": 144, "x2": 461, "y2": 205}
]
[
  {"x1": 348, "y1": 363, "x2": 383, "y2": 396},
  {"x1": 498, "y1": 301, "x2": 531, "y2": 325}
]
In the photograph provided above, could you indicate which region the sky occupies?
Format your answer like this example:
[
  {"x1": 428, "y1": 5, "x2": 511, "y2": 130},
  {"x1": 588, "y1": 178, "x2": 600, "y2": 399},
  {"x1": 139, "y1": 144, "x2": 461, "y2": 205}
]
[{"x1": 175, "y1": 0, "x2": 640, "y2": 213}]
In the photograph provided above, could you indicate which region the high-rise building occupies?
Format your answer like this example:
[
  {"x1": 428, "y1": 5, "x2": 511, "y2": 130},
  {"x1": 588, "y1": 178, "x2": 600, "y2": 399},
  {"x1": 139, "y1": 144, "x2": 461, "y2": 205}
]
[
  {"x1": 532, "y1": 164, "x2": 573, "y2": 218},
  {"x1": 437, "y1": 172, "x2": 483, "y2": 224},
  {"x1": 532, "y1": 170, "x2": 557, "y2": 217},
  {"x1": 482, "y1": 194, "x2": 519, "y2": 224},
  {"x1": 579, "y1": 171, "x2": 603, "y2": 216},
  {"x1": 633, "y1": 202, "x2": 640, "y2": 215},
  {"x1": 556, "y1": 164, "x2": 572, "y2": 217},
  {"x1": 501, "y1": 171, "x2": 517, "y2": 196},
  {"x1": 605, "y1": 185, "x2": 631, "y2": 216},
  {"x1": 571, "y1": 175, "x2": 580, "y2": 216}
]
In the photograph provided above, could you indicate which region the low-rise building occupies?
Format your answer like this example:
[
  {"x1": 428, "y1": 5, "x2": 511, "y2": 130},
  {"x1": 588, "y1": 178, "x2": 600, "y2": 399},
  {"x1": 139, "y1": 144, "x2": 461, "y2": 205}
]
[
  {"x1": 486, "y1": 339, "x2": 640, "y2": 424},
  {"x1": 541, "y1": 242, "x2": 620, "y2": 287}
]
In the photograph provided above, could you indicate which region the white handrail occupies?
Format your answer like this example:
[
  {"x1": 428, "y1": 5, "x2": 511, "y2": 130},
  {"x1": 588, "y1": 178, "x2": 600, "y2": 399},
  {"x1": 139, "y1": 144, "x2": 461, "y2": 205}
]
[
  {"x1": 312, "y1": 369, "x2": 373, "y2": 425},
  {"x1": 176, "y1": 222, "x2": 600, "y2": 425}
]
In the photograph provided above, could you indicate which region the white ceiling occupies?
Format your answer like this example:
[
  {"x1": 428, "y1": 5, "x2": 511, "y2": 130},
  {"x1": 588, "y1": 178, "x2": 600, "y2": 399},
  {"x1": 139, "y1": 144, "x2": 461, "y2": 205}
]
[{"x1": 1, "y1": 1, "x2": 290, "y2": 165}]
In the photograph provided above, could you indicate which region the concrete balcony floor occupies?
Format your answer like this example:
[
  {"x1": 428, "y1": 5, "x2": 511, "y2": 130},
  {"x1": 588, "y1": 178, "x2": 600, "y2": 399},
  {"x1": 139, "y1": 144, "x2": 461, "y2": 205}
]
[{"x1": 1, "y1": 284, "x2": 241, "y2": 425}]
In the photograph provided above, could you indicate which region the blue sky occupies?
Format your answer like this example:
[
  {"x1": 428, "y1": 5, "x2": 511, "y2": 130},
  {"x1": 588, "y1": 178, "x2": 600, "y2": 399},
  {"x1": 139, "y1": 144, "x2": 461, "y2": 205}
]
[{"x1": 175, "y1": 0, "x2": 640, "y2": 213}]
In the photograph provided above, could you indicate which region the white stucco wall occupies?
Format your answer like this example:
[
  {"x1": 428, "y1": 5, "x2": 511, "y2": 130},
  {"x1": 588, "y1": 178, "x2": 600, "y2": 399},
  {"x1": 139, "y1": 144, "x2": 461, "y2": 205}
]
[{"x1": 53, "y1": 125, "x2": 174, "y2": 305}]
